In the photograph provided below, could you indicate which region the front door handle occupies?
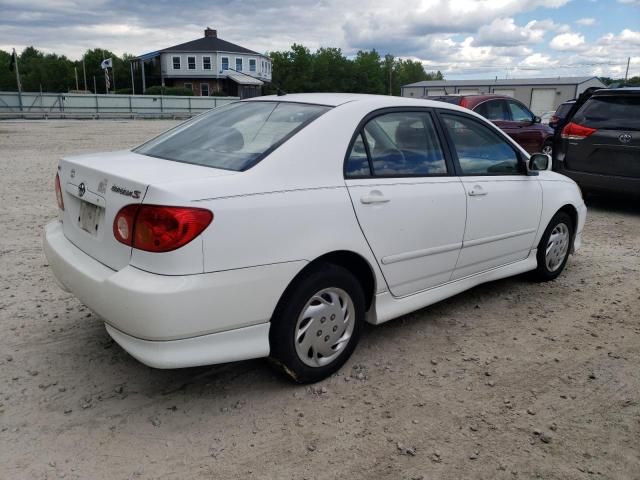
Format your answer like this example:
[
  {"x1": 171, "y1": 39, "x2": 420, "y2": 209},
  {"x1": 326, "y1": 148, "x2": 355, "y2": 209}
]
[
  {"x1": 360, "y1": 190, "x2": 390, "y2": 204},
  {"x1": 468, "y1": 185, "x2": 488, "y2": 197}
]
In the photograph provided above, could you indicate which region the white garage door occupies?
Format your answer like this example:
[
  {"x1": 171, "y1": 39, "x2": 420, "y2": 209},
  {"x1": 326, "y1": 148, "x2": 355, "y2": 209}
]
[
  {"x1": 493, "y1": 88, "x2": 515, "y2": 97},
  {"x1": 427, "y1": 89, "x2": 446, "y2": 96},
  {"x1": 530, "y1": 89, "x2": 557, "y2": 115},
  {"x1": 457, "y1": 88, "x2": 480, "y2": 95}
]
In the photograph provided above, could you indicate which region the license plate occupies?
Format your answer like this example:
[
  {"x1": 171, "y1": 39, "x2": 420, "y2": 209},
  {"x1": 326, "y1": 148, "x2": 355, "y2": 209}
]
[{"x1": 79, "y1": 201, "x2": 102, "y2": 235}]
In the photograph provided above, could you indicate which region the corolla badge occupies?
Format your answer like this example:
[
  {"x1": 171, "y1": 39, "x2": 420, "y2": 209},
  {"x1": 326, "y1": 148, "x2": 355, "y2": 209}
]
[
  {"x1": 78, "y1": 182, "x2": 86, "y2": 197},
  {"x1": 619, "y1": 133, "x2": 632, "y2": 144}
]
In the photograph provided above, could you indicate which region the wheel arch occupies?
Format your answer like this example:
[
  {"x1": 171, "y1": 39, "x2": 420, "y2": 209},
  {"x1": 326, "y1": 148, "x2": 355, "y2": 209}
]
[{"x1": 272, "y1": 250, "x2": 377, "y2": 321}]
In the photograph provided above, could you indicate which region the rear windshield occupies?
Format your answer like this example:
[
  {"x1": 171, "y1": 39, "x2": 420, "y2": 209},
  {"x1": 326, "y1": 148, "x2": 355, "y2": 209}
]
[
  {"x1": 427, "y1": 96, "x2": 461, "y2": 105},
  {"x1": 573, "y1": 95, "x2": 640, "y2": 131},
  {"x1": 135, "y1": 101, "x2": 331, "y2": 171},
  {"x1": 555, "y1": 103, "x2": 573, "y2": 118}
]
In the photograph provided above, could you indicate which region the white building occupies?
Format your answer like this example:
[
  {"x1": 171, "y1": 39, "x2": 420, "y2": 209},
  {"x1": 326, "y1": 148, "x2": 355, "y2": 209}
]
[
  {"x1": 401, "y1": 77, "x2": 606, "y2": 115},
  {"x1": 134, "y1": 28, "x2": 272, "y2": 98}
]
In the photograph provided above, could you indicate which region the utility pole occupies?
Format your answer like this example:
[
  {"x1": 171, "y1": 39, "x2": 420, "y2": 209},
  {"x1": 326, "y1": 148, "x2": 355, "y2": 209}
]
[
  {"x1": 74, "y1": 67, "x2": 79, "y2": 90},
  {"x1": 93, "y1": 76, "x2": 97, "y2": 94},
  {"x1": 130, "y1": 61, "x2": 135, "y2": 95},
  {"x1": 82, "y1": 56, "x2": 87, "y2": 91},
  {"x1": 624, "y1": 57, "x2": 630, "y2": 82},
  {"x1": 12, "y1": 48, "x2": 23, "y2": 112}
]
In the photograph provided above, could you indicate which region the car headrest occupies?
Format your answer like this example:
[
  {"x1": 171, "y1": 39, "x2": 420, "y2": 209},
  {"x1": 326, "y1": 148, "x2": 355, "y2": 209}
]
[{"x1": 395, "y1": 121, "x2": 427, "y2": 151}]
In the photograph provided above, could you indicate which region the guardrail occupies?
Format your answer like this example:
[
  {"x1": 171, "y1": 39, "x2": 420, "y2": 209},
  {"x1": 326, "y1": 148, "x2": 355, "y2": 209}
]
[{"x1": 0, "y1": 91, "x2": 239, "y2": 119}]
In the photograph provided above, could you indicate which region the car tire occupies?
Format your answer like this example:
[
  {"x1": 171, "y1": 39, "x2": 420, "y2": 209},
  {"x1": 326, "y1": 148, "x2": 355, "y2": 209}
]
[
  {"x1": 532, "y1": 211, "x2": 574, "y2": 281},
  {"x1": 542, "y1": 140, "x2": 553, "y2": 156},
  {"x1": 268, "y1": 263, "x2": 365, "y2": 384}
]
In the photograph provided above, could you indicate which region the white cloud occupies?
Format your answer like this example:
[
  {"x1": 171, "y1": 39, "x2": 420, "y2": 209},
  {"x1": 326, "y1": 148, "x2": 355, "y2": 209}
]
[
  {"x1": 0, "y1": 0, "x2": 638, "y2": 80},
  {"x1": 575, "y1": 18, "x2": 596, "y2": 26},
  {"x1": 474, "y1": 18, "x2": 545, "y2": 46},
  {"x1": 550, "y1": 32, "x2": 586, "y2": 51}
]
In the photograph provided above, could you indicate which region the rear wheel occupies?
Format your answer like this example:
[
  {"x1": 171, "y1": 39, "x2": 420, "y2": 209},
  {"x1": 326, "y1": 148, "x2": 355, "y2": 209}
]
[
  {"x1": 532, "y1": 211, "x2": 573, "y2": 281},
  {"x1": 269, "y1": 263, "x2": 365, "y2": 383},
  {"x1": 542, "y1": 140, "x2": 553, "y2": 156}
]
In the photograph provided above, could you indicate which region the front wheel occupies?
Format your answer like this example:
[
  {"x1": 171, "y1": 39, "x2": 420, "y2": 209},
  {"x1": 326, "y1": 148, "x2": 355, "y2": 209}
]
[
  {"x1": 532, "y1": 211, "x2": 574, "y2": 281},
  {"x1": 541, "y1": 140, "x2": 553, "y2": 156},
  {"x1": 269, "y1": 263, "x2": 365, "y2": 383}
]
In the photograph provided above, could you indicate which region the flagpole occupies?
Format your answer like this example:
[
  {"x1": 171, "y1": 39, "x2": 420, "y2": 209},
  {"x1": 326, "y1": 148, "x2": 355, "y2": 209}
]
[
  {"x1": 74, "y1": 67, "x2": 79, "y2": 91},
  {"x1": 112, "y1": 60, "x2": 116, "y2": 92},
  {"x1": 13, "y1": 48, "x2": 23, "y2": 112}
]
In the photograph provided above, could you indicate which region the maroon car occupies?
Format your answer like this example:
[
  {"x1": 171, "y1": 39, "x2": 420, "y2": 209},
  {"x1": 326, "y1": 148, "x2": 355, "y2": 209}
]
[{"x1": 427, "y1": 94, "x2": 554, "y2": 155}]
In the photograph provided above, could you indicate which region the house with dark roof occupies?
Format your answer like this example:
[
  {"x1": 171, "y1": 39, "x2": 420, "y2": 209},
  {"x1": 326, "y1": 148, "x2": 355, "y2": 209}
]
[
  {"x1": 401, "y1": 77, "x2": 606, "y2": 115},
  {"x1": 133, "y1": 28, "x2": 271, "y2": 98}
]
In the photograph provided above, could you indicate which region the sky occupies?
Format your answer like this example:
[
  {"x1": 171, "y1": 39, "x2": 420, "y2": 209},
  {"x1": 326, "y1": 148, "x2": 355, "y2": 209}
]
[{"x1": 1, "y1": 0, "x2": 638, "y2": 80}]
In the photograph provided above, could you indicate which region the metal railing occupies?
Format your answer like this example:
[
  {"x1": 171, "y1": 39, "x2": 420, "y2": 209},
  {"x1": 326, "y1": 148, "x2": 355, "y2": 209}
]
[{"x1": 0, "y1": 91, "x2": 239, "y2": 119}]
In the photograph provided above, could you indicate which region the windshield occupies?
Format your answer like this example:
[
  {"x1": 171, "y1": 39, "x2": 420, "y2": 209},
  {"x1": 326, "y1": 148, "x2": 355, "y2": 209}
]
[
  {"x1": 135, "y1": 101, "x2": 331, "y2": 171},
  {"x1": 573, "y1": 95, "x2": 640, "y2": 131}
]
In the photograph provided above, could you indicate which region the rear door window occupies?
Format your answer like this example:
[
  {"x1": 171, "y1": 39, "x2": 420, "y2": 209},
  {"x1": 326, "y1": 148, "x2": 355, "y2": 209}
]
[
  {"x1": 573, "y1": 95, "x2": 640, "y2": 130},
  {"x1": 475, "y1": 100, "x2": 509, "y2": 121},
  {"x1": 359, "y1": 111, "x2": 447, "y2": 176}
]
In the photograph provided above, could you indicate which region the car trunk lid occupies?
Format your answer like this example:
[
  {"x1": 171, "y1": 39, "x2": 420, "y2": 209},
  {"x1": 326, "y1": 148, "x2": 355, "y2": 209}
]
[{"x1": 58, "y1": 150, "x2": 235, "y2": 271}]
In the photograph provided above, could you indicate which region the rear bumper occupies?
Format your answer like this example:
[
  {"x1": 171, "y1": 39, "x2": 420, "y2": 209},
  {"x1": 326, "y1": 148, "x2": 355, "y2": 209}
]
[
  {"x1": 105, "y1": 323, "x2": 270, "y2": 369},
  {"x1": 43, "y1": 220, "x2": 306, "y2": 367},
  {"x1": 555, "y1": 164, "x2": 640, "y2": 196}
]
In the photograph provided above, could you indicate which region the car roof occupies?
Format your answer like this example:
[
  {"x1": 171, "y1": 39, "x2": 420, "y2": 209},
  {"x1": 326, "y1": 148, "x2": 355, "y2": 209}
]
[
  {"x1": 592, "y1": 87, "x2": 640, "y2": 96},
  {"x1": 248, "y1": 92, "x2": 470, "y2": 109}
]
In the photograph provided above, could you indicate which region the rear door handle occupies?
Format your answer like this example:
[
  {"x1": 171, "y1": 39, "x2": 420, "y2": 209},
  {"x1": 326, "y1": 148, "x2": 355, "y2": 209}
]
[
  {"x1": 468, "y1": 185, "x2": 488, "y2": 197},
  {"x1": 360, "y1": 190, "x2": 390, "y2": 204}
]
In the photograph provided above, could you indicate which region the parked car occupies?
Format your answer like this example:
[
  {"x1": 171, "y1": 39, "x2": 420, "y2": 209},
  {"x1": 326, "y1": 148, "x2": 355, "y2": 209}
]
[
  {"x1": 540, "y1": 110, "x2": 556, "y2": 126},
  {"x1": 427, "y1": 94, "x2": 555, "y2": 155},
  {"x1": 554, "y1": 87, "x2": 640, "y2": 196},
  {"x1": 43, "y1": 93, "x2": 586, "y2": 383},
  {"x1": 548, "y1": 100, "x2": 575, "y2": 130}
]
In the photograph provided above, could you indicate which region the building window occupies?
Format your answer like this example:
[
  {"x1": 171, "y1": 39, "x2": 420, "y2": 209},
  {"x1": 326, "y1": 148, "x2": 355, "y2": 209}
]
[
  {"x1": 235, "y1": 57, "x2": 243, "y2": 71},
  {"x1": 188, "y1": 56, "x2": 196, "y2": 70},
  {"x1": 249, "y1": 59, "x2": 256, "y2": 72},
  {"x1": 200, "y1": 83, "x2": 209, "y2": 96},
  {"x1": 203, "y1": 56, "x2": 211, "y2": 70},
  {"x1": 172, "y1": 56, "x2": 180, "y2": 69},
  {"x1": 184, "y1": 83, "x2": 193, "y2": 91},
  {"x1": 221, "y1": 57, "x2": 229, "y2": 71}
]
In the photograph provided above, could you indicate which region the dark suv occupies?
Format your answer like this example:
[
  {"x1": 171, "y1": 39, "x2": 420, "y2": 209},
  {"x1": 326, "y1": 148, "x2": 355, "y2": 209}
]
[
  {"x1": 427, "y1": 94, "x2": 554, "y2": 154},
  {"x1": 554, "y1": 88, "x2": 640, "y2": 196}
]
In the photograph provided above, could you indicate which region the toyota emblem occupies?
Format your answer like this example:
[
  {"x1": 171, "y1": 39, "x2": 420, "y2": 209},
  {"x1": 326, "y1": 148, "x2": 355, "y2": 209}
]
[
  {"x1": 78, "y1": 182, "x2": 86, "y2": 197},
  {"x1": 619, "y1": 133, "x2": 632, "y2": 144}
]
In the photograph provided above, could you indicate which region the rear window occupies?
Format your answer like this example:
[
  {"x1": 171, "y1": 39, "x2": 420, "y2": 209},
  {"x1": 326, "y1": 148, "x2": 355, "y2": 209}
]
[
  {"x1": 427, "y1": 96, "x2": 461, "y2": 105},
  {"x1": 135, "y1": 101, "x2": 331, "y2": 171},
  {"x1": 573, "y1": 95, "x2": 640, "y2": 131},
  {"x1": 555, "y1": 103, "x2": 573, "y2": 118}
]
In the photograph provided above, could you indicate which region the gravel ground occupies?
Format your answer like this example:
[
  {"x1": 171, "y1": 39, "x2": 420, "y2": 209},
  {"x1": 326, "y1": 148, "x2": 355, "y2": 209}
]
[{"x1": 1, "y1": 120, "x2": 639, "y2": 480}]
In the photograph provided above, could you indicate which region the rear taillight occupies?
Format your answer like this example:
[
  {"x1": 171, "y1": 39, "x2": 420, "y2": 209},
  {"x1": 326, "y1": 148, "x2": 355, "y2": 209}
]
[
  {"x1": 113, "y1": 205, "x2": 213, "y2": 253},
  {"x1": 459, "y1": 97, "x2": 470, "y2": 109},
  {"x1": 55, "y1": 173, "x2": 64, "y2": 211},
  {"x1": 561, "y1": 122, "x2": 597, "y2": 140}
]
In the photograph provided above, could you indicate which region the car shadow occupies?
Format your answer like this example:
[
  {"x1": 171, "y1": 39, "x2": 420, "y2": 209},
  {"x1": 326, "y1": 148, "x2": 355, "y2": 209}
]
[{"x1": 584, "y1": 192, "x2": 640, "y2": 216}]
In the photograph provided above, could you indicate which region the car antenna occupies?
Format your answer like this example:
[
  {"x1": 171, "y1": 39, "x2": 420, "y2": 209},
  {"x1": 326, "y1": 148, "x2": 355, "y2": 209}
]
[{"x1": 220, "y1": 67, "x2": 286, "y2": 96}]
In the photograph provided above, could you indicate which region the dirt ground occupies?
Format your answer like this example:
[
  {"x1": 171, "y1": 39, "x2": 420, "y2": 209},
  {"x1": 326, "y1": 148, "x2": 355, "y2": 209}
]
[{"x1": 0, "y1": 120, "x2": 639, "y2": 480}]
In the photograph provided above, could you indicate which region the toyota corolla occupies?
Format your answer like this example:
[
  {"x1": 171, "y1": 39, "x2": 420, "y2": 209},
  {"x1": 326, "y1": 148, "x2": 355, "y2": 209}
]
[{"x1": 44, "y1": 93, "x2": 586, "y2": 383}]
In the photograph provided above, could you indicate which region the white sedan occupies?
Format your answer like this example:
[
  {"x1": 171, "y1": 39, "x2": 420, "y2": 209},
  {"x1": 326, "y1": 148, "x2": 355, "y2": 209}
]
[{"x1": 44, "y1": 93, "x2": 586, "y2": 383}]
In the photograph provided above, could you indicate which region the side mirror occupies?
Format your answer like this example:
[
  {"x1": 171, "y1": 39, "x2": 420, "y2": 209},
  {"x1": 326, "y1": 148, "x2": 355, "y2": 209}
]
[
  {"x1": 533, "y1": 116, "x2": 541, "y2": 124},
  {"x1": 529, "y1": 153, "x2": 552, "y2": 172}
]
